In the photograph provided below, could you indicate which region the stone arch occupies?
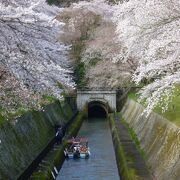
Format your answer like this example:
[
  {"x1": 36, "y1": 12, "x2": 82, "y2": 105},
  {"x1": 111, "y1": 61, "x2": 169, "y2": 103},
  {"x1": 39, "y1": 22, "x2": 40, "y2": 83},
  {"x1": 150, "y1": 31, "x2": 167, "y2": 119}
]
[
  {"x1": 76, "y1": 90, "x2": 116, "y2": 112},
  {"x1": 87, "y1": 100, "x2": 109, "y2": 118}
]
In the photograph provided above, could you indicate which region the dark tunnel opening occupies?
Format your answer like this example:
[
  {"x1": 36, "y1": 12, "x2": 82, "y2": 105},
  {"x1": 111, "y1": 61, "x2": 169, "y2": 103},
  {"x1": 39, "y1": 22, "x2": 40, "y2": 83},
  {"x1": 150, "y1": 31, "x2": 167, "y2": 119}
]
[{"x1": 88, "y1": 105, "x2": 107, "y2": 118}]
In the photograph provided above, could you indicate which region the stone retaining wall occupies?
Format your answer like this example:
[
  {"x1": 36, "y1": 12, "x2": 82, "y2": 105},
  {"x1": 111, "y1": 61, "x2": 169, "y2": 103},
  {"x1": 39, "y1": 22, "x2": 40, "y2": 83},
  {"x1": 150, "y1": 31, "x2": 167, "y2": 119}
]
[
  {"x1": 0, "y1": 101, "x2": 76, "y2": 179},
  {"x1": 109, "y1": 114, "x2": 152, "y2": 180},
  {"x1": 121, "y1": 99, "x2": 180, "y2": 180},
  {"x1": 31, "y1": 112, "x2": 85, "y2": 179}
]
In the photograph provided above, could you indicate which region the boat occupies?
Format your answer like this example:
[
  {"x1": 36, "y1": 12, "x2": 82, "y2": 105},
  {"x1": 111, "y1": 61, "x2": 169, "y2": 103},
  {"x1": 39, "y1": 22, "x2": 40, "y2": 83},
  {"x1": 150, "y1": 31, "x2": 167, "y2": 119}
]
[{"x1": 64, "y1": 137, "x2": 90, "y2": 159}]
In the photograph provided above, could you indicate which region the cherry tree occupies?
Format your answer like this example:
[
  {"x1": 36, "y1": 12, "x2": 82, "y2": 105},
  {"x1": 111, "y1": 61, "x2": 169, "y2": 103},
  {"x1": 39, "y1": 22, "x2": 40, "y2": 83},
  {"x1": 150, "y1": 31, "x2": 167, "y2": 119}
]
[
  {"x1": 0, "y1": 66, "x2": 41, "y2": 114},
  {"x1": 0, "y1": 0, "x2": 74, "y2": 111},
  {"x1": 113, "y1": 0, "x2": 180, "y2": 115}
]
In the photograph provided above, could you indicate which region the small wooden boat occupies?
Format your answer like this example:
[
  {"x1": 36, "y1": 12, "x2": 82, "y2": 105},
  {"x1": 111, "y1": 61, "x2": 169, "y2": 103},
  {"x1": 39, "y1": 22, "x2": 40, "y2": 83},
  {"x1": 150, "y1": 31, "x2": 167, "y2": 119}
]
[{"x1": 64, "y1": 137, "x2": 90, "y2": 159}]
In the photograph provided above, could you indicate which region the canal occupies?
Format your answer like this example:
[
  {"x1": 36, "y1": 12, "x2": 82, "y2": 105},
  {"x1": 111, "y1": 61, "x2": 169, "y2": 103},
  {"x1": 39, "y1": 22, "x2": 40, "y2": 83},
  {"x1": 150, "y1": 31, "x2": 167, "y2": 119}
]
[{"x1": 56, "y1": 118, "x2": 119, "y2": 180}]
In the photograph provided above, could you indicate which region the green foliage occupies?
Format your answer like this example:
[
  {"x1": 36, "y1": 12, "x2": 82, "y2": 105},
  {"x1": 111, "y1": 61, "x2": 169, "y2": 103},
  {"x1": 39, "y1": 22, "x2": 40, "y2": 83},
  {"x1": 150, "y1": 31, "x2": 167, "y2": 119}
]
[
  {"x1": 121, "y1": 116, "x2": 146, "y2": 159},
  {"x1": 71, "y1": 42, "x2": 84, "y2": 61},
  {"x1": 74, "y1": 62, "x2": 86, "y2": 88},
  {"x1": 154, "y1": 87, "x2": 180, "y2": 126},
  {"x1": 8, "y1": 107, "x2": 29, "y2": 119},
  {"x1": 0, "y1": 94, "x2": 58, "y2": 124},
  {"x1": 109, "y1": 114, "x2": 138, "y2": 180},
  {"x1": 46, "y1": 0, "x2": 59, "y2": 5},
  {"x1": 128, "y1": 92, "x2": 139, "y2": 101},
  {"x1": 0, "y1": 106, "x2": 29, "y2": 124},
  {"x1": 70, "y1": 14, "x2": 102, "y2": 89},
  {"x1": 0, "y1": 106, "x2": 6, "y2": 124},
  {"x1": 0, "y1": 113, "x2": 5, "y2": 124},
  {"x1": 42, "y1": 95, "x2": 58, "y2": 103},
  {"x1": 128, "y1": 86, "x2": 180, "y2": 126},
  {"x1": 108, "y1": 0, "x2": 122, "y2": 4},
  {"x1": 46, "y1": 0, "x2": 80, "y2": 6},
  {"x1": 57, "y1": 81, "x2": 65, "y2": 90},
  {"x1": 89, "y1": 57, "x2": 101, "y2": 66},
  {"x1": 0, "y1": 97, "x2": 57, "y2": 128},
  {"x1": 70, "y1": 40, "x2": 87, "y2": 88},
  {"x1": 65, "y1": 10, "x2": 101, "y2": 89}
]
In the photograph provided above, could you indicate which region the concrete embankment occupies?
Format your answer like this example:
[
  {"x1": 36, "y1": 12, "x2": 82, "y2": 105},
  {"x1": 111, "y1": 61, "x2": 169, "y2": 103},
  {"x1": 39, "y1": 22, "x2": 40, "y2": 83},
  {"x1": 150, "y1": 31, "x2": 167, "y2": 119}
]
[
  {"x1": 109, "y1": 114, "x2": 152, "y2": 180},
  {"x1": 0, "y1": 100, "x2": 76, "y2": 179},
  {"x1": 31, "y1": 112, "x2": 85, "y2": 179},
  {"x1": 121, "y1": 99, "x2": 180, "y2": 180}
]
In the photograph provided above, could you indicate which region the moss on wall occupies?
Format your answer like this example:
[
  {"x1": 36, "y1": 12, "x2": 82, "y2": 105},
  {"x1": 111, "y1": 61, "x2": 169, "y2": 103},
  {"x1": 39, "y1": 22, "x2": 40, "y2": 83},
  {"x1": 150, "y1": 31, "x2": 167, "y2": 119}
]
[
  {"x1": 121, "y1": 99, "x2": 180, "y2": 180},
  {"x1": 109, "y1": 113, "x2": 153, "y2": 180},
  {"x1": 109, "y1": 114, "x2": 139, "y2": 180},
  {"x1": 31, "y1": 112, "x2": 85, "y2": 179},
  {"x1": 0, "y1": 101, "x2": 75, "y2": 179}
]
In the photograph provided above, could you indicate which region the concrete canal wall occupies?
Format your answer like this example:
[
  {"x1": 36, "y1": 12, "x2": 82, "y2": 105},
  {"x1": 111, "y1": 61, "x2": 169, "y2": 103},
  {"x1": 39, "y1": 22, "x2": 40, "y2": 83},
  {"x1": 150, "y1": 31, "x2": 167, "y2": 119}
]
[
  {"x1": 31, "y1": 112, "x2": 85, "y2": 179},
  {"x1": 109, "y1": 114, "x2": 152, "y2": 180},
  {"x1": 0, "y1": 100, "x2": 76, "y2": 179},
  {"x1": 121, "y1": 99, "x2": 180, "y2": 180}
]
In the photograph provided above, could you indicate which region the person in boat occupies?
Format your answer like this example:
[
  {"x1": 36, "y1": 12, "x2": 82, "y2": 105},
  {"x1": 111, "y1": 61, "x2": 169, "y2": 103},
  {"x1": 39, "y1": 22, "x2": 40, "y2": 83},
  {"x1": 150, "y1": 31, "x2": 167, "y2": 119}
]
[
  {"x1": 73, "y1": 145, "x2": 80, "y2": 158},
  {"x1": 73, "y1": 146, "x2": 77, "y2": 152}
]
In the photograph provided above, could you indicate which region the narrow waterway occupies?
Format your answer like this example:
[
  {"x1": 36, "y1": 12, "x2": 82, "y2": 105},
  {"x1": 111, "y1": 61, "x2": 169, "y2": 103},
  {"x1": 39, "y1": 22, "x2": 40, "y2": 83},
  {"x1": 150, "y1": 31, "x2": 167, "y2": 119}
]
[{"x1": 56, "y1": 118, "x2": 119, "y2": 180}]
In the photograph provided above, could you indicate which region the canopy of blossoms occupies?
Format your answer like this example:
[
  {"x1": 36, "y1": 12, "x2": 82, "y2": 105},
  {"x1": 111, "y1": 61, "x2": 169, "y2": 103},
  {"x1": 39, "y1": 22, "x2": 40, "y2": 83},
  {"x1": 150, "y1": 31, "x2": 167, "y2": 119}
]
[
  {"x1": 113, "y1": 0, "x2": 180, "y2": 115},
  {"x1": 0, "y1": 0, "x2": 75, "y2": 111}
]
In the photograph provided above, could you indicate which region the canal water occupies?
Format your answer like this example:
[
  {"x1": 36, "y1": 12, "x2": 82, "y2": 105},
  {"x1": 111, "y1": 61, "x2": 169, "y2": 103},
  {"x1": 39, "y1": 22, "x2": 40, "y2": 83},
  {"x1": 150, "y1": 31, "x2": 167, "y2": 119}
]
[{"x1": 56, "y1": 118, "x2": 119, "y2": 180}]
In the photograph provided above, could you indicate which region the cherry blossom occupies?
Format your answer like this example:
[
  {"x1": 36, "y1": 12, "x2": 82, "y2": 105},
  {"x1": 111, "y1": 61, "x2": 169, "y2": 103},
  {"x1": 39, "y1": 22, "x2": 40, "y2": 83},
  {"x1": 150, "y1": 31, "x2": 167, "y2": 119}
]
[
  {"x1": 113, "y1": 0, "x2": 180, "y2": 114},
  {"x1": 0, "y1": 0, "x2": 75, "y2": 111}
]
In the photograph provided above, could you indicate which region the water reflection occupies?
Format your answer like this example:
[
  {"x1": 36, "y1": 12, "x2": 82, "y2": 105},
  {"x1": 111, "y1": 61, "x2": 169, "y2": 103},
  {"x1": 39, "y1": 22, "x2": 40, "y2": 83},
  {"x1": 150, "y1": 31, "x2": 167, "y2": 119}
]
[{"x1": 57, "y1": 118, "x2": 119, "y2": 180}]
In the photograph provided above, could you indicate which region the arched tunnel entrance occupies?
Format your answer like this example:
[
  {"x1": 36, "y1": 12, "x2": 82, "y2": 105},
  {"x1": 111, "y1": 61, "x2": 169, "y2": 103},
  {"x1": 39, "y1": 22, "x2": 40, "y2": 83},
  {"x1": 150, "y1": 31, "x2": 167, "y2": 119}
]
[{"x1": 88, "y1": 101, "x2": 108, "y2": 118}]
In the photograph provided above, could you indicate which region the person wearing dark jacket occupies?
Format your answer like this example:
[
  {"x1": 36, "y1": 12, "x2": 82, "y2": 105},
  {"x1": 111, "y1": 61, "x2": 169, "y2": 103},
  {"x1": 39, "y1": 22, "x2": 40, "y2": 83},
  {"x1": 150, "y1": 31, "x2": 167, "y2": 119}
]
[{"x1": 55, "y1": 126, "x2": 63, "y2": 144}]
